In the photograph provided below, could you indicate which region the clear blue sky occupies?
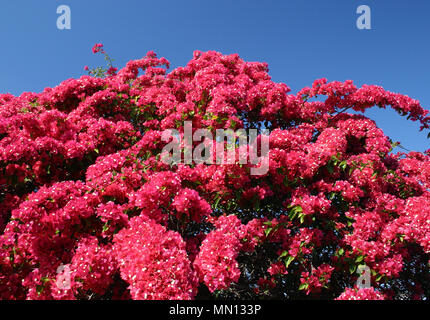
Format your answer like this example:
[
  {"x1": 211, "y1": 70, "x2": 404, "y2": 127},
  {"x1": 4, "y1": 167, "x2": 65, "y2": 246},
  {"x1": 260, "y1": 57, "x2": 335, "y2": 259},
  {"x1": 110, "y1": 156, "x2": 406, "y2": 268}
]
[{"x1": 1, "y1": 0, "x2": 429, "y2": 151}]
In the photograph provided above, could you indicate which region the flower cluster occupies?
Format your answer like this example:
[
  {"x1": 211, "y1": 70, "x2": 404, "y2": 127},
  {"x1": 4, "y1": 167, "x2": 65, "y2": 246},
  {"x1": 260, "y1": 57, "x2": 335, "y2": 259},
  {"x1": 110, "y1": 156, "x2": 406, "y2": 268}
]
[
  {"x1": 336, "y1": 287, "x2": 386, "y2": 300},
  {"x1": 299, "y1": 264, "x2": 334, "y2": 295},
  {"x1": 193, "y1": 215, "x2": 245, "y2": 292},
  {"x1": 113, "y1": 216, "x2": 198, "y2": 300}
]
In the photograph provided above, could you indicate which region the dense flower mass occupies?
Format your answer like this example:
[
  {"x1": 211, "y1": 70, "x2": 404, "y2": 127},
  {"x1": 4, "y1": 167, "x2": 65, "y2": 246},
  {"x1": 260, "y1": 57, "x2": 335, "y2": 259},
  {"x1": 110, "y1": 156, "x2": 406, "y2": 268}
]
[
  {"x1": 193, "y1": 215, "x2": 245, "y2": 292},
  {"x1": 336, "y1": 287, "x2": 386, "y2": 300},
  {"x1": 1, "y1": 46, "x2": 430, "y2": 300},
  {"x1": 113, "y1": 216, "x2": 198, "y2": 300}
]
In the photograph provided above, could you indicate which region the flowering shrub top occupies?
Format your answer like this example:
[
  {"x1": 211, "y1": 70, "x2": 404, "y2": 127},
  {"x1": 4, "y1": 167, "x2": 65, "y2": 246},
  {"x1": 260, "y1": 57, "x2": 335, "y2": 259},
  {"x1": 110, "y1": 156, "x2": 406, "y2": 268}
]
[{"x1": 1, "y1": 45, "x2": 430, "y2": 300}]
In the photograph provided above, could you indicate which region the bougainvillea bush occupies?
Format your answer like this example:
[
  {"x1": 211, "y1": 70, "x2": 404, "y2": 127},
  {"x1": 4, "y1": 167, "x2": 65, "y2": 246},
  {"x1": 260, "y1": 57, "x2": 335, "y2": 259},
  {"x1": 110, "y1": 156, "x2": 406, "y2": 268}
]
[{"x1": 1, "y1": 45, "x2": 430, "y2": 300}]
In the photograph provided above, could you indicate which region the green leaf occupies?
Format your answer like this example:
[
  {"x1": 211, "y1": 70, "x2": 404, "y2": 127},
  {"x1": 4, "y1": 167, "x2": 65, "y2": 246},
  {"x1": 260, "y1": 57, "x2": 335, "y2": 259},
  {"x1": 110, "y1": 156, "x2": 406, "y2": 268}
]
[
  {"x1": 36, "y1": 285, "x2": 44, "y2": 295},
  {"x1": 355, "y1": 255, "x2": 364, "y2": 263},
  {"x1": 279, "y1": 250, "x2": 288, "y2": 258},
  {"x1": 293, "y1": 206, "x2": 303, "y2": 213},
  {"x1": 339, "y1": 160, "x2": 347, "y2": 171},
  {"x1": 214, "y1": 196, "x2": 221, "y2": 209},
  {"x1": 289, "y1": 205, "x2": 303, "y2": 220},
  {"x1": 284, "y1": 256, "x2": 295, "y2": 268},
  {"x1": 264, "y1": 227, "x2": 273, "y2": 237},
  {"x1": 41, "y1": 277, "x2": 51, "y2": 284},
  {"x1": 331, "y1": 155, "x2": 340, "y2": 165},
  {"x1": 102, "y1": 222, "x2": 110, "y2": 232},
  {"x1": 298, "y1": 283, "x2": 308, "y2": 291},
  {"x1": 299, "y1": 213, "x2": 305, "y2": 224}
]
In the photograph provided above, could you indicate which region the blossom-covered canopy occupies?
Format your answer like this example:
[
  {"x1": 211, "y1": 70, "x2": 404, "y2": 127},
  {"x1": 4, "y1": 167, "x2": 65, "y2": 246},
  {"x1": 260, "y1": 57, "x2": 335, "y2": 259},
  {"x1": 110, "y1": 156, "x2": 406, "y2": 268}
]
[{"x1": 1, "y1": 48, "x2": 429, "y2": 300}]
